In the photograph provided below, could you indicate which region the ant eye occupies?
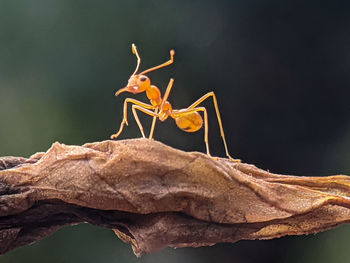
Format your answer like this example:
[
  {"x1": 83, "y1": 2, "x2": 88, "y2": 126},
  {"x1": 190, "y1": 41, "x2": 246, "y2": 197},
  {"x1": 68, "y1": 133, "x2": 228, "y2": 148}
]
[{"x1": 140, "y1": 77, "x2": 147, "y2": 82}]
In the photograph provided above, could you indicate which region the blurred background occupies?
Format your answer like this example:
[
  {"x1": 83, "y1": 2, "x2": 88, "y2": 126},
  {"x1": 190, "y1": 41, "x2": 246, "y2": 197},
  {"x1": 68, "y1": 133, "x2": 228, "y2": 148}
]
[{"x1": 0, "y1": 0, "x2": 350, "y2": 262}]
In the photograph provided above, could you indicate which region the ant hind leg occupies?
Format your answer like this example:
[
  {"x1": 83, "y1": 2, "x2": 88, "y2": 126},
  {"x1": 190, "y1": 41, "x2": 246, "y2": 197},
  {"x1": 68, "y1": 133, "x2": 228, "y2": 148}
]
[{"x1": 188, "y1": 92, "x2": 241, "y2": 162}]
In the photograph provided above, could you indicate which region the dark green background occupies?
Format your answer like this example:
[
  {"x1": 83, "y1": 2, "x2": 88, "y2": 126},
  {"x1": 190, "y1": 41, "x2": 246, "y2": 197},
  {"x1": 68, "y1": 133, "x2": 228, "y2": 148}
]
[{"x1": 1, "y1": 1, "x2": 350, "y2": 262}]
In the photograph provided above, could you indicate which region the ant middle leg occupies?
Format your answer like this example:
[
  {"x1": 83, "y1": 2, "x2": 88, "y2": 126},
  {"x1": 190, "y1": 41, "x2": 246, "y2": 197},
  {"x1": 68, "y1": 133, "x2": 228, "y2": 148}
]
[
  {"x1": 132, "y1": 106, "x2": 146, "y2": 138},
  {"x1": 149, "y1": 108, "x2": 159, "y2": 139},
  {"x1": 131, "y1": 105, "x2": 160, "y2": 138}
]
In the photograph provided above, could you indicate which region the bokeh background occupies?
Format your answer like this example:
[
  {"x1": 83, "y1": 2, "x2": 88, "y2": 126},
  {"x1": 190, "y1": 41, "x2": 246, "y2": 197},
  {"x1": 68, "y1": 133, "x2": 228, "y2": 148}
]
[{"x1": 1, "y1": 0, "x2": 350, "y2": 262}]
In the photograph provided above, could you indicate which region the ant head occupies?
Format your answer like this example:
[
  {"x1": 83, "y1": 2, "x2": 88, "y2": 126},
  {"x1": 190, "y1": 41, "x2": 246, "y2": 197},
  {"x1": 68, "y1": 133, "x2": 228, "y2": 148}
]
[
  {"x1": 115, "y1": 44, "x2": 174, "y2": 96},
  {"x1": 115, "y1": 74, "x2": 151, "y2": 96}
]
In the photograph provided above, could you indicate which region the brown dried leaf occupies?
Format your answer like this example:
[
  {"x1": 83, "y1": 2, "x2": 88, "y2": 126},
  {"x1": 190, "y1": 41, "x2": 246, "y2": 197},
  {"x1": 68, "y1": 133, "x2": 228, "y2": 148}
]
[{"x1": 0, "y1": 138, "x2": 350, "y2": 256}]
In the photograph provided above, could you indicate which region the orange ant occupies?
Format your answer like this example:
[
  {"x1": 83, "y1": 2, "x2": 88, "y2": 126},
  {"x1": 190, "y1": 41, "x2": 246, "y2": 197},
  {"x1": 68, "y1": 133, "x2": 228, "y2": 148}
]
[{"x1": 110, "y1": 44, "x2": 240, "y2": 162}]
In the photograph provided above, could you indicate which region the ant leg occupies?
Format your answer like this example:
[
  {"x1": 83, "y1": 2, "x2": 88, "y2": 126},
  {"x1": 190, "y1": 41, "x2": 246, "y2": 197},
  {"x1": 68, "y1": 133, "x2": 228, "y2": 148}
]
[
  {"x1": 149, "y1": 108, "x2": 159, "y2": 139},
  {"x1": 172, "y1": 107, "x2": 211, "y2": 157},
  {"x1": 110, "y1": 98, "x2": 155, "y2": 139},
  {"x1": 131, "y1": 105, "x2": 147, "y2": 138},
  {"x1": 188, "y1": 92, "x2": 240, "y2": 162},
  {"x1": 131, "y1": 105, "x2": 160, "y2": 138},
  {"x1": 139, "y1": 50, "x2": 175, "y2": 75},
  {"x1": 200, "y1": 107, "x2": 210, "y2": 157},
  {"x1": 132, "y1": 105, "x2": 159, "y2": 118},
  {"x1": 111, "y1": 119, "x2": 127, "y2": 140}
]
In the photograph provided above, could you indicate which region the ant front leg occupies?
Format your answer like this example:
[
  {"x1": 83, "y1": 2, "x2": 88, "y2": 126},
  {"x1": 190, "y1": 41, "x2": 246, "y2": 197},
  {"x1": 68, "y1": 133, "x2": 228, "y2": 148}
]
[{"x1": 110, "y1": 98, "x2": 155, "y2": 139}]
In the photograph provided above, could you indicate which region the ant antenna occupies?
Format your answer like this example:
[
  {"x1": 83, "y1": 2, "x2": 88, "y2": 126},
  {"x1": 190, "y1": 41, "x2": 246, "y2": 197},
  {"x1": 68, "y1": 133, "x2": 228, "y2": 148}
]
[
  {"x1": 132, "y1": 43, "x2": 141, "y2": 75},
  {"x1": 139, "y1": 49, "x2": 175, "y2": 75}
]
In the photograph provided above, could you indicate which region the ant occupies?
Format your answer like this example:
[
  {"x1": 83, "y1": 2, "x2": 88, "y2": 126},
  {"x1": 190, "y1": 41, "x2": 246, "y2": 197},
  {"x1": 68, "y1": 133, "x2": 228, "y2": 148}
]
[{"x1": 111, "y1": 44, "x2": 240, "y2": 162}]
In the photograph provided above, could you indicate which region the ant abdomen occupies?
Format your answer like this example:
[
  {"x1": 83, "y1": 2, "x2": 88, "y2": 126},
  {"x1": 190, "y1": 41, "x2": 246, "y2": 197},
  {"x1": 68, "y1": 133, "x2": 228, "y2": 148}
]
[{"x1": 175, "y1": 112, "x2": 203, "y2": 132}]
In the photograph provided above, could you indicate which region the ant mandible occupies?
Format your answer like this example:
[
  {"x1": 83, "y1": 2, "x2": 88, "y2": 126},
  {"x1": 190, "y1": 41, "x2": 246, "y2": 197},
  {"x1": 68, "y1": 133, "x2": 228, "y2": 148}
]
[{"x1": 110, "y1": 44, "x2": 240, "y2": 162}]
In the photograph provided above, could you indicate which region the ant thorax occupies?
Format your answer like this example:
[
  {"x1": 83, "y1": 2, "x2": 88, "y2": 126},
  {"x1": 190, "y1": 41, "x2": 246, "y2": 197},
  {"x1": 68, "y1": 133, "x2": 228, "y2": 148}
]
[
  {"x1": 146, "y1": 85, "x2": 162, "y2": 107},
  {"x1": 158, "y1": 101, "x2": 173, "y2": 121}
]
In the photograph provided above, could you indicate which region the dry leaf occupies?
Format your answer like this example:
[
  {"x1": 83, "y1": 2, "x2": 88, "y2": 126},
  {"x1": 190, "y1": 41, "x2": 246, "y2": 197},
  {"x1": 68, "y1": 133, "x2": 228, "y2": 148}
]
[{"x1": 0, "y1": 138, "x2": 350, "y2": 256}]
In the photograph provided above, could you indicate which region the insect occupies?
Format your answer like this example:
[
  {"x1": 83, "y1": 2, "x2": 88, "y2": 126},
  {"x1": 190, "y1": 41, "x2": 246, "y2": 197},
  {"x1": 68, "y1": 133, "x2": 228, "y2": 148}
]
[{"x1": 111, "y1": 44, "x2": 240, "y2": 162}]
